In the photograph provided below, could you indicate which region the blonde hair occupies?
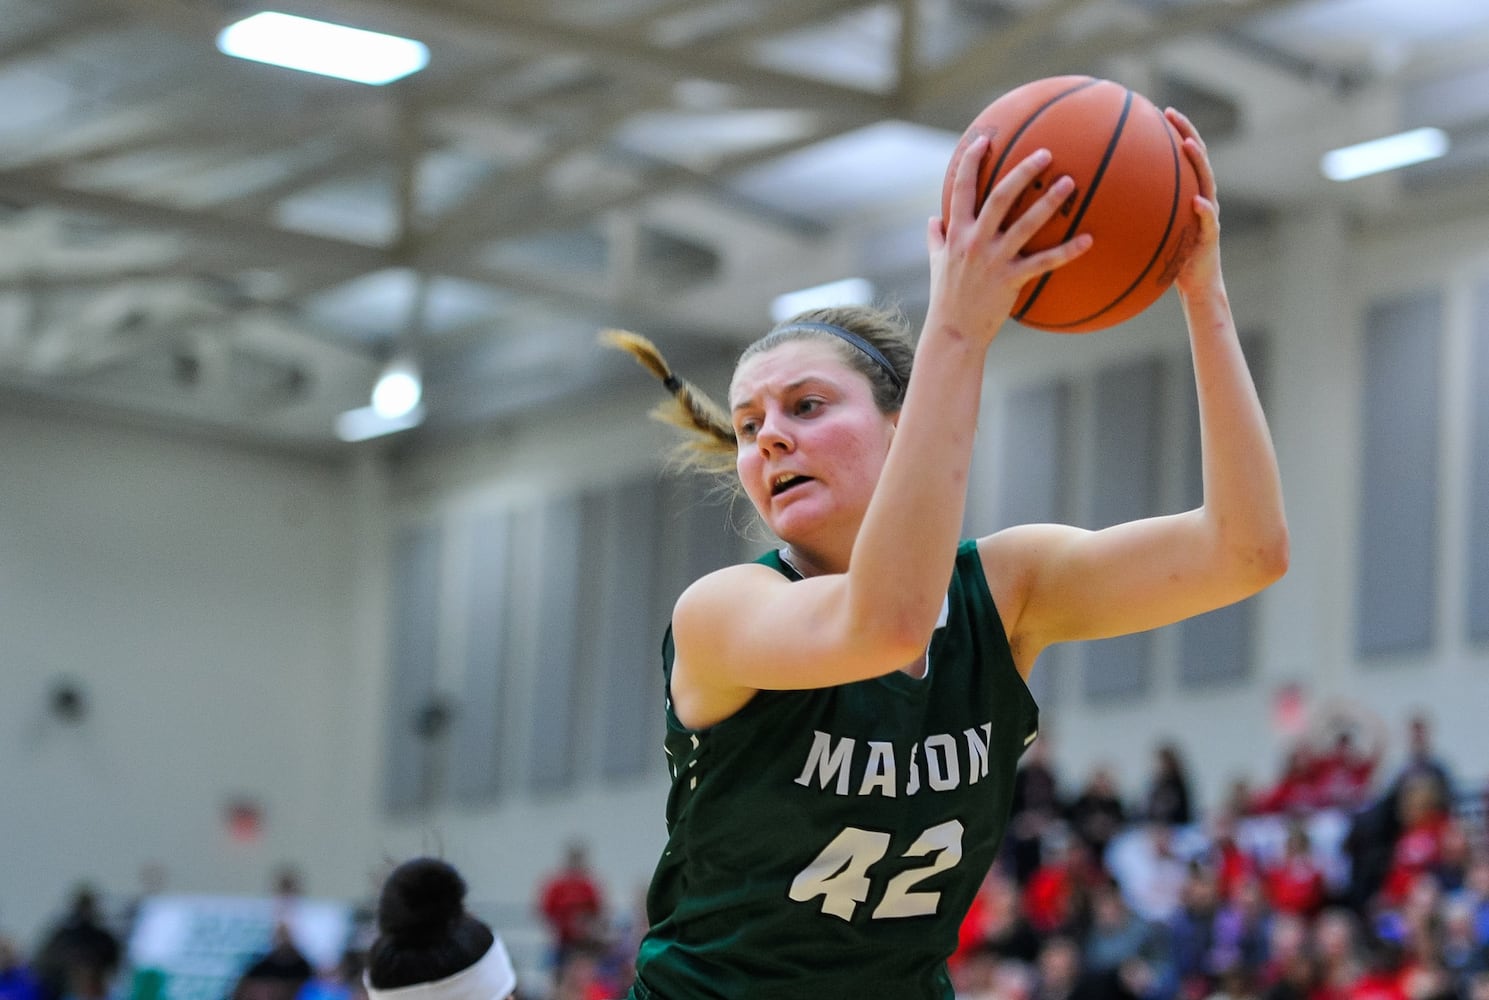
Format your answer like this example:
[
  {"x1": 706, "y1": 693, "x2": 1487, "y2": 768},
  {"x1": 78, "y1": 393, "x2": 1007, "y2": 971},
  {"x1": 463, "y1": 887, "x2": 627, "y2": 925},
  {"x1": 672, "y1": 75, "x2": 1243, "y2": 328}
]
[{"x1": 602, "y1": 304, "x2": 915, "y2": 486}]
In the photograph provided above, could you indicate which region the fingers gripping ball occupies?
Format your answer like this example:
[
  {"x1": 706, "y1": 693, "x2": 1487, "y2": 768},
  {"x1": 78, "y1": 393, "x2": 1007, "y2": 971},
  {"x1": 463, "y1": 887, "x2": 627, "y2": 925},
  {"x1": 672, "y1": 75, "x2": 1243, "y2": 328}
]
[{"x1": 942, "y1": 76, "x2": 1201, "y2": 333}]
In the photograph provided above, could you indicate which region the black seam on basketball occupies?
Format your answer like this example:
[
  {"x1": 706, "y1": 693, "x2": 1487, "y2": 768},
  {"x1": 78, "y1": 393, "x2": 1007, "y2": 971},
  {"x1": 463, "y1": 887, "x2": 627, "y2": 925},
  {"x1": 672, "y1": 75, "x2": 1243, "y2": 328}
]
[
  {"x1": 1040, "y1": 101, "x2": 1185, "y2": 330},
  {"x1": 977, "y1": 77, "x2": 1100, "y2": 210},
  {"x1": 1017, "y1": 87, "x2": 1135, "y2": 322}
]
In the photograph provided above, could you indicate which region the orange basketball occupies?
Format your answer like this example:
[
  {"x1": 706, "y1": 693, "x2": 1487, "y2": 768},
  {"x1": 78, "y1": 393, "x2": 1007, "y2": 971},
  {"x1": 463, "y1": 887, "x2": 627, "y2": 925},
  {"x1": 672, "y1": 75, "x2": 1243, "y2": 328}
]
[{"x1": 941, "y1": 76, "x2": 1201, "y2": 333}]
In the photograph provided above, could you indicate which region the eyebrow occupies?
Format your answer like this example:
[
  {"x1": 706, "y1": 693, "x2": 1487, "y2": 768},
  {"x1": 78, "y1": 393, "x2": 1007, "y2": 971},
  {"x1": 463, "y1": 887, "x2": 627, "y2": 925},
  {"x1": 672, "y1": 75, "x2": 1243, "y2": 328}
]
[{"x1": 730, "y1": 375, "x2": 829, "y2": 414}]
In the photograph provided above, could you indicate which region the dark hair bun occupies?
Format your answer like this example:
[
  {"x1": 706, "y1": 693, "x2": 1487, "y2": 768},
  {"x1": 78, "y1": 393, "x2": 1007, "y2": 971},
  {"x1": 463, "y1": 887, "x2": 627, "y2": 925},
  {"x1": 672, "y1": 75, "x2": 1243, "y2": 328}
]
[{"x1": 378, "y1": 858, "x2": 467, "y2": 940}]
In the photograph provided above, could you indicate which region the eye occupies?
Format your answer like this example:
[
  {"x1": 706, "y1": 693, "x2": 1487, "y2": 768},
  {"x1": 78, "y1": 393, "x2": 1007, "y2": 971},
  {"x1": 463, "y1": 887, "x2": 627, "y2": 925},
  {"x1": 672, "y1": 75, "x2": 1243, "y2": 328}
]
[
  {"x1": 795, "y1": 397, "x2": 822, "y2": 417},
  {"x1": 735, "y1": 417, "x2": 759, "y2": 440}
]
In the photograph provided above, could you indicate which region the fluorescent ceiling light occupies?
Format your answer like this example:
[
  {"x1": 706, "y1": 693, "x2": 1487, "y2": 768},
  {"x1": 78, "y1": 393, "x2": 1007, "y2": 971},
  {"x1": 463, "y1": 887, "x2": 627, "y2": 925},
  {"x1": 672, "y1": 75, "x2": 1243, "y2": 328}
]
[
  {"x1": 217, "y1": 11, "x2": 429, "y2": 85},
  {"x1": 371, "y1": 356, "x2": 422, "y2": 418},
  {"x1": 1320, "y1": 127, "x2": 1449, "y2": 182},
  {"x1": 771, "y1": 277, "x2": 876, "y2": 323},
  {"x1": 336, "y1": 403, "x2": 425, "y2": 442}
]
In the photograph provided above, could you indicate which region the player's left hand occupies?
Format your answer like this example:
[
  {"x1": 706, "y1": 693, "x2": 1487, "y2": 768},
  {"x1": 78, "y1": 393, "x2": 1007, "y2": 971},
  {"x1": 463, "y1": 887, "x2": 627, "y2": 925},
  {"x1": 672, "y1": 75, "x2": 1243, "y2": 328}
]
[{"x1": 1167, "y1": 107, "x2": 1222, "y2": 297}]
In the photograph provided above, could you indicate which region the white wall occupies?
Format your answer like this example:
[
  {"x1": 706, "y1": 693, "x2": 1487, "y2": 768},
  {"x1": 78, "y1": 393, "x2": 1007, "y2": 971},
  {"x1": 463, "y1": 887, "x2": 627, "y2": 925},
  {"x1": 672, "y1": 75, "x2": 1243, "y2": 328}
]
[{"x1": 0, "y1": 407, "x2": 370, "y2": 945}]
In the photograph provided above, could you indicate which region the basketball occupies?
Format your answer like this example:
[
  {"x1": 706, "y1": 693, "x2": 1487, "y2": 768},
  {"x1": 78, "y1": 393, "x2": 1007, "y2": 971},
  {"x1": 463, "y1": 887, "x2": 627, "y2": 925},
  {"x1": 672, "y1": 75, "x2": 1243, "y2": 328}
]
[{"x1": 941, "y1": 75, "x2": 1201, "y2": 333}]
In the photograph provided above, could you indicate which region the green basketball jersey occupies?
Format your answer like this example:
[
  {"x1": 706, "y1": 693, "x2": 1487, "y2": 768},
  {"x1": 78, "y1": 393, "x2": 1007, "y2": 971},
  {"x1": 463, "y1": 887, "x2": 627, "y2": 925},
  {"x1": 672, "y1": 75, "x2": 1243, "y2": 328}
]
[{"x1": 628, "y1": 539, "x2": 1039, "y2": 1000}]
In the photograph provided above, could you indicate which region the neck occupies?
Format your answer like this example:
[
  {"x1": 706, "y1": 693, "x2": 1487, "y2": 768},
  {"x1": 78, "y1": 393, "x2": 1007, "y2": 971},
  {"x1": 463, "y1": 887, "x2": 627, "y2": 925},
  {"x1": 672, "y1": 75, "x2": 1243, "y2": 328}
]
[{"x1": 780, "y1": 544, "x2": 839, "y2": 578}]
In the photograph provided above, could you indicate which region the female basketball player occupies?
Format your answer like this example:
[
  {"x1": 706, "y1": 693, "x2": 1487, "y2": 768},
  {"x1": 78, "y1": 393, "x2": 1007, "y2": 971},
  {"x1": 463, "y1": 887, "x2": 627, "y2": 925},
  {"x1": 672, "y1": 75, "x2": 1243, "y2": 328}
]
[{"x1": 605, "y1": 109, "x2": 1287, "y2": 1000}]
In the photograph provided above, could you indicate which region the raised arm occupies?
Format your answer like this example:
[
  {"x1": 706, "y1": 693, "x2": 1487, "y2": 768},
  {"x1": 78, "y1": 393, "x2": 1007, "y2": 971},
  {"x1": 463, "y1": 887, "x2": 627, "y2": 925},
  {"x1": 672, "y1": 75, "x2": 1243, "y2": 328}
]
[
  {"x1": 985, "y1": 108, "x2": 1289, "y2": 676},
  {"x1": 670, "y1": 140, "x2": 1091, "y2": 727}
]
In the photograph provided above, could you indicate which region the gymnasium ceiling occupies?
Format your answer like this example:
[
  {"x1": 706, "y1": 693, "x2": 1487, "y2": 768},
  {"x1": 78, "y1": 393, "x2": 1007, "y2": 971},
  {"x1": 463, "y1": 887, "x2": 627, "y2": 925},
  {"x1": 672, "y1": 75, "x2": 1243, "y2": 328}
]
[{"x1": 1, "y1": 0, "x2": 1486, "y2": 453}]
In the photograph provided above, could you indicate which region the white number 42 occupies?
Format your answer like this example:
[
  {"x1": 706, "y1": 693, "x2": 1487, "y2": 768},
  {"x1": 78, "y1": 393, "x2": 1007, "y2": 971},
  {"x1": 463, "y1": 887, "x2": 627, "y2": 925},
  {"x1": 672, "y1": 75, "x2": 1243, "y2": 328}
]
[{"x1": 787, "y1": 819, "x2": 965, "y2": 921}]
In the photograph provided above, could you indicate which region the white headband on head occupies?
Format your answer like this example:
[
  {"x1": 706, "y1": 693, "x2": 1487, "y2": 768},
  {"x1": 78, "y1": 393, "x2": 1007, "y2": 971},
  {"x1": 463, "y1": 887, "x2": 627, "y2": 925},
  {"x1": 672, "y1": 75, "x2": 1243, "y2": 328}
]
[{"x1": 364, "y1": 937, "x2": 516, "y2": 1000}]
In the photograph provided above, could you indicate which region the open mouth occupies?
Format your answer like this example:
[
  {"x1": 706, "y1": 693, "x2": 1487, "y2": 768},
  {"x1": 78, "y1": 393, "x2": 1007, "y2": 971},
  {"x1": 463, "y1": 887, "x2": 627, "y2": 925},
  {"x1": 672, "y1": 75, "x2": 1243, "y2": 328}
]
[{"x1": 770, "y1": 473, "x2": 813, "y2": 496}]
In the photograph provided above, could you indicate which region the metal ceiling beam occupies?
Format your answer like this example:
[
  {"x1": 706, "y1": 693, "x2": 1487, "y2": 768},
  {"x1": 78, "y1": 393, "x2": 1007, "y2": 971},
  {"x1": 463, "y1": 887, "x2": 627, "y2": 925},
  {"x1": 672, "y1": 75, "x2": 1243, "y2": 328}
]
[
  {"x1": 0, "y1": 169, "x2": 389, "y2": 274},
  {"x1": 687, "y1": 0, "x2": 875, "y2": 52},
  {"x1": 910, "y1": 0, "x2": 1094, "y2": 109},
  {"x1": 913, "y1": 0, "x2": 1307, "y2": 116},
  {"x1": 391, "y1": 0, "x2": 896, "y2": 116},
  {"x1": 419, "y1": 80, "x2": 676, "y2": 247},
  {"x1": 0, "y1": 6, "x2": 124, "y2": 68},
  {"x1": 427, "y1": 113, "x2": 871, "y2": 251},
  {"x1": 896, "y1": 0, "x2": 921, "y2": 106},
  {"x1": 0, "y1": 168, "x2": 751, "y2": 342}
]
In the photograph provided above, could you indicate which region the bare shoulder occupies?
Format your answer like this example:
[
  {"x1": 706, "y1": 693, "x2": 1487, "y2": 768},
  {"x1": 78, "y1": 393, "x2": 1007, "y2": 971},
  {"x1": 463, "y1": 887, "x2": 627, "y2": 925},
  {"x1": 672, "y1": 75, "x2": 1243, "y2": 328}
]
[
  {"x1": 674, "y1": 560, "x2": 785, "y2": 620},
  {"x1": 975, "y1": 522, "x2": 1090, "y2": 600},
  {"x1": 975, "y1": 523, "x2": 1089, "y2": 674},
  {"x1": 670, "y1": 561, "x2": 787, "y2": 729}
]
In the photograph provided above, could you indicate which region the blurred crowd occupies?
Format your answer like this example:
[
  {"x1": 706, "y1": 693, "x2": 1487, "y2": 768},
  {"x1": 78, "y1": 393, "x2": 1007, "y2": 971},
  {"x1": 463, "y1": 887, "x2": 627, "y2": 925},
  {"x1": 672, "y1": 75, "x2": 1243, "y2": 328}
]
[
  {"x1": 948, "y1": 706, "x2": 1485, "y2": 1000},
  {"x1": 3, "y1": 705, "x2": 1483, "y2": 1000}
]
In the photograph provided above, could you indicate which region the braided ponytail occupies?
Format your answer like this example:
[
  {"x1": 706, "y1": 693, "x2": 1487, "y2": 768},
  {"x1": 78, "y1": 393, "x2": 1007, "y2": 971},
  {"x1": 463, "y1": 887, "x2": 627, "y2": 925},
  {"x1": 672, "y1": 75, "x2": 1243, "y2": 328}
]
[{"x1": 600, "y1": 329, "x2": 737, "y2": 478}]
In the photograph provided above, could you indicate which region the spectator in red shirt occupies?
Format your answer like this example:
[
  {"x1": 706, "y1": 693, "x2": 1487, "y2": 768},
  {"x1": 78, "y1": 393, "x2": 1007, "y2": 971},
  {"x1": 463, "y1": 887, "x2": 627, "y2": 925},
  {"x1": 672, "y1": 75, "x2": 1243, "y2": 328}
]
[
  {"x1": 1023, "y1": 829, "x2": 1100, "y2": 936},
  {"x1": 1250, "y1": 745, "x2": 1322, "y2": 817},
  {"x1": 1312, "y1": 908, "x2": 1366, "y2": 1000},
  {"x1": 1206, "y1": 808, "x2": 1259, "y2": 903},
  {"x1": 537, "y1": 842, "x2": 606, "y2": 966},
  {"x1": 1264, "y1": 822, "x2": 1329, "y2": 918},
  {"x1": 1310, "y1": 702, "x2": 1387, "y2": 813},
  {"x1": 953, "y1": 867, "x2": 1042, "y2": 971},
  {"x1": 1381, "y1": 775, "x2": 1456, "y2": 907}
]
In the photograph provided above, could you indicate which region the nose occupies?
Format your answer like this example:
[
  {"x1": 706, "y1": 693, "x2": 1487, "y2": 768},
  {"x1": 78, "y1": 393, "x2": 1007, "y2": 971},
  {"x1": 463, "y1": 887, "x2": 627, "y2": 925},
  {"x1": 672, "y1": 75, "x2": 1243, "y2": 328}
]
[{"x1": 755, "y1": 408, "x2": 793, "y2": 454}]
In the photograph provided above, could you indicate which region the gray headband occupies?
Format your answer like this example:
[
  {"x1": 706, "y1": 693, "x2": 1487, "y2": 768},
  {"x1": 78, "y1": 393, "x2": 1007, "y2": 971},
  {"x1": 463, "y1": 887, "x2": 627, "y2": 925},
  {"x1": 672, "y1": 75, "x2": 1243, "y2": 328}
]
[{"x1": 774, "y1": 321, "x2": 904, "y2": 393}]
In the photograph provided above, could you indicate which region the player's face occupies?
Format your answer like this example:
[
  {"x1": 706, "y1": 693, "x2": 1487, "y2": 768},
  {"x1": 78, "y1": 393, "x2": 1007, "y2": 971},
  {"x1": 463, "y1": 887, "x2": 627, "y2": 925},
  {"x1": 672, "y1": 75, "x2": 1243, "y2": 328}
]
[{"x1": 730, "y1": 339, "x2": 895, "y2": 548}]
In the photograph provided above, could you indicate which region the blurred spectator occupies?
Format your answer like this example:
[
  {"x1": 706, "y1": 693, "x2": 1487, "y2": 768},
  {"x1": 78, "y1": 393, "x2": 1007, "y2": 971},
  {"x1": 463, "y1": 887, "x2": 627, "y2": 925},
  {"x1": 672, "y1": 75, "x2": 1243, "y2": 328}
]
[
  {"x1": 1452, "y1": 850, "x2": 1489, "y2": 945},
  {"x1": 1109, "y1": 824, "x2": 1191, "y2": 925},
  {"x1": 1145, "y1": 744, "x2": 1196, "y2": 828},
  {"x1": 295, "y1": 950, "x2": 363, "y2": 1000},
  {"x1": 1381, "y1": 775, "x2": 1459, "y2": 908},
  {"x1": 1210, "y1": 876, "x2": 1273, "y2": 987},
  {"x1": 536, "y1": 843, "x2": 605, "y2": 967},
  {"x1": 1083, "y1": 881, "x2": 1164, "y2": 977},
  {"x1": 1316, "y1": 729, "x2": 1381, "y2": 815},
  {"x1": 1204, "y1": 811, "x2": 1259, "y2": 904},
  {"x1": 1250, "y1": 747, "x2": 1322, "y2": 818},
  {"x1": 1344, "y1": 794, "x2": 1402, "y2": 914},
  {"x1": 32, "y1": 887, "x2": 121, "y2": 1000},
  {"x1": 1347, "y1": 934, "x2": 1409, "y2": 1000},
  {"x1": 232, "y1": 923, "x2": 312, "y2": 1000},
  {"x1": 957, "y1": 952, "x2": 1037, "y2": 1000},
  {"x1": 950, "y1": 944, "x2": 1005, "y2": 1000},
  {"x1": 1222, "y1": 779, "x2": 1260, "y2": 823},
  {"x1": 0, "y1": 938, "x2": 43, "y2": 1000},
  {"x1": 956, "y1": 868, "x2": 1042, "y2": 970},
  {"x1": 271, "y1": 867, "x2": 305, "y2": 926},
  {"x1": 1440, "y1": 896, "x2": 1489, "y2": 995},
  {"x1": 1034, "y1": 935, "x2": 1103, "y2": 1000},
  {"x1": 595, "y1": 884, "x2": 648, "y2": 1000},
  {"x1": 1068, "y1": 767, "x2": 1129, "y2": 872},
  {"x1": 1378, "y1": 877, "x2": 1444, "y2": 990},
  {"x1": 1263, "y1": 823, "x2": 1329, "y2": 919},
  {"x1": 1387, "y1": 713, "x2": 1456, "y2": 817},
  {"x1": 1258, "y1": 914, "x2": 1314, "y2": 1000},
  {"x1": 1024, "y1": 830, "x2": 1101, "y2": 937},
  {"x1": 1309, "y1": 701, "x2": 1387, "y2": 814},
  {"x1": 1008, "y1": 737, "x2": 1067, "y2": 886},
  {"x1": 1205, "y1": 964, "x2": 1261, "y2": 1000},
  {"x1": 1312, "y1": 908, "x2": 1365, "y2": 1000},
  {"x1": 1162, "y1": 863, "x2": 1223, "y2": 1000},
  {"x1": 1433, "y1": 821, "x2": 1474, "y2": 895},
  {"x1": 549, "y1": 946, "x2": 609, "y2": 1000}
]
